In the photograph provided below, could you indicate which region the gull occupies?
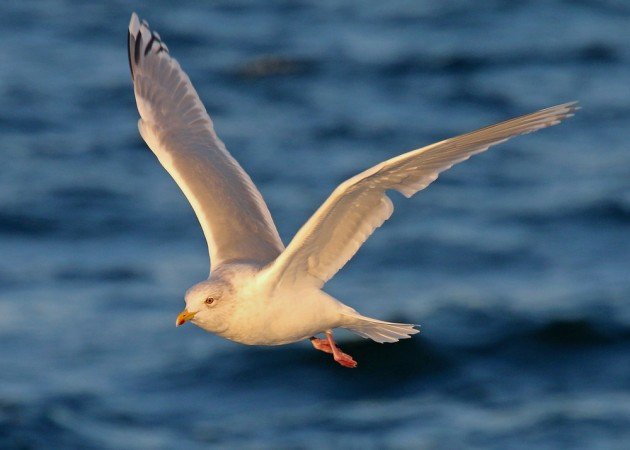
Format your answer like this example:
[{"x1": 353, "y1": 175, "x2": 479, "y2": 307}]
[{"x1": 127, "y1": 13, "x2": 578, "y2": 368}]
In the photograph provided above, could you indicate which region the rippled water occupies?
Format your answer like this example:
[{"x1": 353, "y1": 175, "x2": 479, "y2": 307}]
[{"x1": 1, "y1": 1, "x2": 629, "y2": 448}]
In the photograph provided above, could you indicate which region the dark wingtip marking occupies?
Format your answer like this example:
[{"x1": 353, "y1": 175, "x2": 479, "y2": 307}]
[
  {"x1": 128, "y1": 16, "x2": 170, "y2": 80},
  {"x1": 133, "y1": 30, "x2": 142, "y2": 65},
  {"x1": 127, "y1": 31, "x2": 134, "y2": 80},
  {"x1": 144, "y1": 33, "x2": 157, "y2": 56}
]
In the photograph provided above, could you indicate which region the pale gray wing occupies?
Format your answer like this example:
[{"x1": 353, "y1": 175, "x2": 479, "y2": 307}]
[
  {"x1": 128, "y1": 13, "x2": 284, "y2": 271},
  {"x1": 264, "y1": 102, "x2": 578, "y2": 288}
]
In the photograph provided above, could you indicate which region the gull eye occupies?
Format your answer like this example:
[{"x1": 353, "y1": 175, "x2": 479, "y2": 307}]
[{"x1": 205, "y1": 297, "x2": 215, "y2": 305}]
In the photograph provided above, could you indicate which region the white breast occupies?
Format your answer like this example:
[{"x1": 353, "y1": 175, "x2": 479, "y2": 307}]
[{"x1": 218, "y1": 271, "x2": 345, "y2": 345}]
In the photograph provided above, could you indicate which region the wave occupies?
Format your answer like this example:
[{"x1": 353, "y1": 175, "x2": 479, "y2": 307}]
[{"x1": 510, "y1": 198, "x2": 630, "y2": 226}]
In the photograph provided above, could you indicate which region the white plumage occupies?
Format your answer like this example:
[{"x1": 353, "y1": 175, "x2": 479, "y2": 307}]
[
  {"x1": 128, "y1": 13, "x2": 577, "y2": 368},
  {"x1": 128, "y1": 14, "x2": 284, "y2": 271}
]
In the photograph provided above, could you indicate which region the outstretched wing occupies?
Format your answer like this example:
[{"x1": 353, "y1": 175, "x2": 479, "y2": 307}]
[
  {"x1": 265, "y1": 102, "x2": 578, "y2": 288},
  {"x1": 128, "y1": 13, "x2": 284, "y2": 271}
]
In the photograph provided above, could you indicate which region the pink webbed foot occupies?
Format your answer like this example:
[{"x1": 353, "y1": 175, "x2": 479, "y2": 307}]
[
  {"x1": 310, "y1": 331, "x2": 358, "y2": 368},
  {"x1": 333, "y1": 350, "x2": 357, "y2": 368}
]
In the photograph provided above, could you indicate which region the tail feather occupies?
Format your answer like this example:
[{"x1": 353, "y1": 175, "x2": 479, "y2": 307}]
[{"x1": 342, "y1": 313, "x2": 419, "y2": 343}]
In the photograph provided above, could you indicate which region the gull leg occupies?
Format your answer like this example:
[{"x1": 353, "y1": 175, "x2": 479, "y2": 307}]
[
  {"x1": 310, "y1": 336, "x2": 334, "y2": 354},
  {"x1": 325, "y1": 330, "x2": 357, "y2": 368}
]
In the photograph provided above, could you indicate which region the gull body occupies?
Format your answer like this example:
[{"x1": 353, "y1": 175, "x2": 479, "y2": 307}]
[
  {"x1": 127, "y1": 13, "x2": 577, "y2": 367},
  {"x1": 186, "y1": 265, "x2": 352, "y2": 346}
]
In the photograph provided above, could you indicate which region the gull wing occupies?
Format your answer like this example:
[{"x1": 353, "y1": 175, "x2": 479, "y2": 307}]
[
  {"x1": 128, "y1": 13, "x2": 284, "y2": 271},
  {"x1": 265, "y1": 102, "x2": 578, "y2": 288}
]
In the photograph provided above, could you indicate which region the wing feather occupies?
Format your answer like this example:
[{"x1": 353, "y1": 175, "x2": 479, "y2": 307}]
[
  {"x1": 266, "y1": 102, "x2": 578, "y2": 288},
  {"x1": 128, "y1": 13, "x2": 284, "y2": 271}
]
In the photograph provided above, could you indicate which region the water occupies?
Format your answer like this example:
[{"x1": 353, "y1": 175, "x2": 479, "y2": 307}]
[{"x1": 1, "y1": 0, "x2": 628, "y2": 448}]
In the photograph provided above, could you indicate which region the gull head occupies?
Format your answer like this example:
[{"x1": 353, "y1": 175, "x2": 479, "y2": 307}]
[{"x1": 176, "y1": 279, "x2": 232, "y2": 333}]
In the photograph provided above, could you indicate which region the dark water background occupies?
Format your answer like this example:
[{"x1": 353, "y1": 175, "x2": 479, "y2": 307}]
[{"x1": 1, "y1": 1, "x2": 629, "y2": 448}]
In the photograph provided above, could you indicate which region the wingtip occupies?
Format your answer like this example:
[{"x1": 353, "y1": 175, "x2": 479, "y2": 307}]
[
  {"x1": 127, "y1": 13, "x2": 171, "y2": 81},
  {"x1": 561, "y1": 100, "x2": 580, "y2": 113},
  {"x1": 129, "y1": 12, "x2": 141, "y2": 34},
  {"x1": 127, "y1": 13, "x2": 141, "y2": 81},
  {"x1": 543, "y1": 101, "x2": 580, "y2": 123}
]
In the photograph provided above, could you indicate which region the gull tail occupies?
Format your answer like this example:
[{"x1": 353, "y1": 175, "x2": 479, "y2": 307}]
[{"x1": 341, "y1": 312, "x2": 419, "y2": 343}]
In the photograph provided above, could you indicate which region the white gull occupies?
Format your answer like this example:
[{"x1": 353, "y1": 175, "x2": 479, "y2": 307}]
[{"x1": 127, "y1": 13, "x2": 578, "y2": 368}]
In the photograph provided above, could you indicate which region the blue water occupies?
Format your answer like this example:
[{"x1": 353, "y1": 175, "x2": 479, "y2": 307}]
[{"x1": 1, "y1": 1, "x2": 629, "y2": 448}]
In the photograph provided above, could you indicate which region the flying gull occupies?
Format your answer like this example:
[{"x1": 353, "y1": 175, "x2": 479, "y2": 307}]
[{"x1": 127, "y1": 13, "x2": 577, "y2": 368}]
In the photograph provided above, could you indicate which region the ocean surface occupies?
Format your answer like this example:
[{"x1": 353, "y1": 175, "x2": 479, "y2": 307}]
[{"x1": 1, "y1": 1, "x2": 628, "y2": 448}]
